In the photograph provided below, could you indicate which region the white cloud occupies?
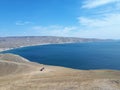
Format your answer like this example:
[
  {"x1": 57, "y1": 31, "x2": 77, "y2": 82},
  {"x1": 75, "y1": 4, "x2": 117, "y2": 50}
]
[
  {"x1": 32, "y1": 25, "x2": 77, "y2": 36},
  {"x1": 30, "y1": 12, "x2": 120, "y2": 39},
  {"x1": 73, "y1": 0, "x2": 120, "y2": 39},
  {"x1": 82, "y1": 0, "x2": 118, "y2": 9},
  {"x1": 24, "y1": 0, "x2": 120, "y2": 39},
  {"x1": 16, "y1": 21, "x2": 33, "y2": 26},
  {"x1": 77, "y1": 13, "x2": 120, "y2": 39},
  {"x1": 31, "y1": 13, "x2": 120, "y2": 39},
  {"x1": 78, "y1": 13, "x2": 120, "y2": 27}
]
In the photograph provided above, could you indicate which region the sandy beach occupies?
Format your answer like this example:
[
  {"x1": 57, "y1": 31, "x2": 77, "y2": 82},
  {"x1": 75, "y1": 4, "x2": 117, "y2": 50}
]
[
  {"x1": 0, "y1": 43, "x2": 50, "y2": 52},
  {"x1": 0, "y1": 48, "x2": 12, "y2": 52}
]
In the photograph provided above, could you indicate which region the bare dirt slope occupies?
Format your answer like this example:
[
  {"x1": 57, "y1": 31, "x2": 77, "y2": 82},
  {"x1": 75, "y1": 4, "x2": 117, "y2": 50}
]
[
  {"x1": 0, "y1": 54, "x2": 120, "y2": 90},
  {"x1": 0, "y1": 54, "x2": 42, "y2": 77}
]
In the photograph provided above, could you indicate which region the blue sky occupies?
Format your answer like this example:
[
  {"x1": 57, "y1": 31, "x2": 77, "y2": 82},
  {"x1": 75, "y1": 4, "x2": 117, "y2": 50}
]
[{"x1": 0, "y1": 0, "x2": 120, "y2": 39}]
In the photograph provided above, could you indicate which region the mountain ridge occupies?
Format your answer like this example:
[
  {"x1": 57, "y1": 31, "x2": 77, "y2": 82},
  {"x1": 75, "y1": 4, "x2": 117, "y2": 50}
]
[{"x1": 0, "y1": 36, "x2": 111, "y2": 52}]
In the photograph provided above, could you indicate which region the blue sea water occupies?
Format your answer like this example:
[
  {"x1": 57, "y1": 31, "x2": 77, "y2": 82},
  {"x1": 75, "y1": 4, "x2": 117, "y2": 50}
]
[{"x1": 1, "y1": 41, "x2": 120, "y2": 70}]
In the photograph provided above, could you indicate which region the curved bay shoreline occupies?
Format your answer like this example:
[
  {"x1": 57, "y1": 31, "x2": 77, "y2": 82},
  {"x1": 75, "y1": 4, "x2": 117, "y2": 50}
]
[
  {"x1": 0, "y1": 46, "x2": 120, "y2": 89},
  {"x1": 1, "y1": 41, "x2": 120, "y2": 71}
]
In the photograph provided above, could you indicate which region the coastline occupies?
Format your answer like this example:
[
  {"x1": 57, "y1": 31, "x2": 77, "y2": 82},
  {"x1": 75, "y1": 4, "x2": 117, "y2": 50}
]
[
  {"x1": 0, "y1": 48, "x2": 12, "y2": 52},
  {"x1": 0, "y1": 43, "x2": 50, "y2": 52},
  {"x1": 0, "y1": 42, "x2": 120, "y2": 89},
  {"x1": 0, "y1": 42, "x2": 84, "y2": 52},
  {"x1": 1, "y1": 41, "x2": 119, "y2": 71}
]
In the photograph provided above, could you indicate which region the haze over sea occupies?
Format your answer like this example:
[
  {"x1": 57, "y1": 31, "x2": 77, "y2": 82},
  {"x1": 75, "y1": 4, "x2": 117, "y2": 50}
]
[{"x1": 2, "y1": 41, "x2": 120, "y2": 70}]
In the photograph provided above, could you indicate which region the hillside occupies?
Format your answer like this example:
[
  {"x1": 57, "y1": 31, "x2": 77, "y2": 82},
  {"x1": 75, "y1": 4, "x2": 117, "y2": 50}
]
[
  {"x1": 0, "y1": 54, "x2": 120, "y2": 90},
  {"x1": 0, "y1": 54, "x2": 41, "y2": 76},
  {"x1": 0, "y1": 36, "x2": 106, "y2": 51}
]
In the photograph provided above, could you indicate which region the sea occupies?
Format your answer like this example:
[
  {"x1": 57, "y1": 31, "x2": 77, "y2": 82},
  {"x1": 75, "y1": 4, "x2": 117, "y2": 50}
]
[{"x1": 1, "y1": 41, "x2": 120, "y2": 70}]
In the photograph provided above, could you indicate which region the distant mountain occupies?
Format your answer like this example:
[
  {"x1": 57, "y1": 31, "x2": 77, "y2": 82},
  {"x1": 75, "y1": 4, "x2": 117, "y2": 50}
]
[{"x1": 0, "y1": 36, "x2": 111, "y2": 50}]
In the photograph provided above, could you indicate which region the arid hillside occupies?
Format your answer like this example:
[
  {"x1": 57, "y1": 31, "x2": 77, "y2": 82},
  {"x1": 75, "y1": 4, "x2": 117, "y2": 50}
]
[
  {"x1": 0, "y1": 54, "x2": 120, "y2": 90},
  {"x1": 0, "y1": 36, "x2": 106, "y2": 51}
]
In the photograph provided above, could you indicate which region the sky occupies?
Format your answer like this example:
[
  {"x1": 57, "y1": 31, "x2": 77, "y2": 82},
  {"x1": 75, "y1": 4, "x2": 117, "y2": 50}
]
[{"x1": 0, "y1": 0, "x2": 120, "y2": 39}]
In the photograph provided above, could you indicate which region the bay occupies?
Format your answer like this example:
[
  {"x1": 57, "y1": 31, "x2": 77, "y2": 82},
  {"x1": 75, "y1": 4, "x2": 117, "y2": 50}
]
[{"x1": 2, "y1": 41, "x2": 120, "y2": 70}]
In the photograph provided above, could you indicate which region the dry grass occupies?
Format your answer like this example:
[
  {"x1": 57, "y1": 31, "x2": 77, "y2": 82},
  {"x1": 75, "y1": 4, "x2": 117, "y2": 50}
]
[{"x1": 0, "y1": 54, "x2": 120, "y2": 90}]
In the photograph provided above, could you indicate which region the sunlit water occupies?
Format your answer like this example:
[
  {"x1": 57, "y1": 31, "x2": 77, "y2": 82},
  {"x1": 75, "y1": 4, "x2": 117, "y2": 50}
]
[{"x1": 2, "y1": 41, "x2": 120, "y2": 70}]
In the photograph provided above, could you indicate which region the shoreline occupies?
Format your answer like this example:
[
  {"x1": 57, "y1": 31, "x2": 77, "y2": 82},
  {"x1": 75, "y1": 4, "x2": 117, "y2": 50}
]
[
  {"x1": 0, "y1": 42, "x2": 79, "y2": 52},
  {"x1": 0, "y1": 43, "x2": 51, "y2": 52},
  {"x1": 1, "y1": 43, "x2": 120, "y2": 71},
  {"x1": 0, "y1": 39, "x2": 110, "y2": 53}
]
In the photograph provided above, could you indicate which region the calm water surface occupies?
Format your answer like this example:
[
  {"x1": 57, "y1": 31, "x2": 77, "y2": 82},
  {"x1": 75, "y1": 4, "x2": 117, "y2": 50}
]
[{"x1": 2, "y1": 41, "x2": 120, "y2": 70}]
